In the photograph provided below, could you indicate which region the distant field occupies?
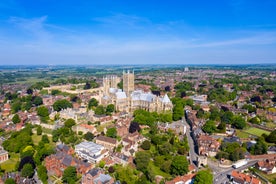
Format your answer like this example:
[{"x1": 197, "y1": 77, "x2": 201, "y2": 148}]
[{"x1": 244, "y1": 127, "x2": 270, "y2": 137}]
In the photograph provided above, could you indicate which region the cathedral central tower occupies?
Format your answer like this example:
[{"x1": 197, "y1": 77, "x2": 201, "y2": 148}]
[{"x1": 123, "y1": 70, "x2": 134, "y2": 96}]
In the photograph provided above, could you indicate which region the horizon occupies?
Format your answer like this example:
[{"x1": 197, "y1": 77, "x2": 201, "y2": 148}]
[{"x1": 0, "y1": 1, "x2": 276, "y2": 65}]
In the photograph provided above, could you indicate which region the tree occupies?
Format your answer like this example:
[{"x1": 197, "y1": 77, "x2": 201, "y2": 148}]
[
  {"x1": 41, "y1": 134, "x2": 50, "y2": 144},
  {"x1": 64, "y1": 118, "x2": 76, "y2": 129},
  {"x1": 249, "y1": 117, "x2": 261, "y2": 124},
  {"x1": 249, "y1": 138, "x2": 267, "y2": 155},
  {"x1": 266, "y1": 130, "x2": 276, "y2": 144},
  {"x1": 4, "y1": 178, "x2": 16, "y2": 184},
  {"x1": 37, "y1": 106, "x2": 49, "y2": 122},
  {"x1": 88, "y1": 98, "x2": 98, "y2": 109},
  {"x1": 12, "y1": 114, "x2": 21, "y2": 124},
  {"x1": 94, "y1": 105, "x2": 105, "y2": 115},
  {"x1": 221, "y1": 111, "x2": 233, "y2": 124},
  {"x1": 135, "y1": 151, "x2": 151, "y2": 172},
  {"x1": 62, "y1": 166, "x2": 77, "y2": 184},
  {"x1": 170, "y1": 156, "x2": 189, "y2": 175},
  {"x1": 202, "y1": 120, "x2": 216, "y2": 134},
  {"x1": 37, "y1": 126, "x2": 42, "y2": 135},
  {"x1": 21, "y1": 163, "x2": 34, "y2": 178},
  {"x1": 129, "y1": 122, "x2": 141, "y2": 133},
  {"x1": 26, "y1": 88, "x2": 33, "y2": 95},
  {"x1": 141, "y1": 140, "x2": 151, "y2": 150},
  {"x1": 173, "y1": 103, "x2": 184, "y2": 121},
  {"x1": 232, "y1": 115, "x2": 246, "y2": 129},
  {"x1": 33, "y1": 96, "x2": 43, "y2": 106},
  {"x1": 106, "y1": 127, "x2": 117, "y2": 138},
  {"x1": 84, "y1": 132, "x2": 94, "y2": 141},
  {"x1": 193, "y1": 170, "x2": 213, "y2": 184},
  {"x1": 37, "y1": 165, "x2": 48, "y2": 184},
  {"x1": 53, "y1": 99, "x2": 72, "y2": 112},
  {"x1": 11, "y1": 101, "x2": 21, "y2": 113},
  {"x1": 106, "y1": 104, "x2": 115, "y2": 114}
]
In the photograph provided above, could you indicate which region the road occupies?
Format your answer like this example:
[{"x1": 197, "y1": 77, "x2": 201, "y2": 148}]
[
  {"x1": 213, "y1": 160, "x2": 258, "y2": 184},
  {"x1": 181, "y1": 117, "x2": 198, "y2": 168}
]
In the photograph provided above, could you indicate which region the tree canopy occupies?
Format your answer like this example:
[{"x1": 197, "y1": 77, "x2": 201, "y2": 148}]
[
  {"x1": 170, "y1": 156, "x2": 189, "y2": 175},
  {"x1": 193, "y1": 170, "x2": 213, "y2": 184},
  {"x1": 12, "y1": 114, "x2": 21, "y2": 124},
  {"x1": 62, "y1": 166, "x2": 77, "y2": 184},
  {"x1": 53, "y1": 99, "x2": 72, "y2": 112}
]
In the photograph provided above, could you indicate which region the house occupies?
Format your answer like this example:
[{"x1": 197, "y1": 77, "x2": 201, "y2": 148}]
[
  {"x1": 165, "y1": 174, "x2": 195, "y2": 184},
  {"x1": 268, "y1": 146, "x2": 276, "y2": 154},
  {"x1": 73, "y1": 123, "x2": 97, "y2": 135},
  {"x1": 112, "y1": 152, "x2": 133, "y2": 166},
  {"x1": 56, "y1": 144, "x2": 74, "y2": 155},
  {"x1": 231, "y1": 170, "x2": 261, "y2": 184},
  {"x1": 223, "y1": 136, "x2": 242, "y2": 145},
  {"x1": 75, "y1": 142, "x2": 108, "y2": 164},
  {"x1": 255, "y1": 158, "x2": 276, "y2": 174},
  {"x1": 82, "y1": 168, "x2": 114, "y2": 184},
  {"x1": 45, "y1": 150, "x2": 91, "y2": 177},
  {"x1": 0, "y1": 146, "x2": 8, "y2": 163},
  {"x1": 95, "y1": 136, "x2": 117, "y2": 151},
  {"x1": 197, "y1": 135, "x2": 220, "y2": 157}
]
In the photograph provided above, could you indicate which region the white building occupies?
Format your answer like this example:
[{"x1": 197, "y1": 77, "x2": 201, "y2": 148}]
[{"x1": 75, "y1": 142, "x2": 108, "y2": 164}]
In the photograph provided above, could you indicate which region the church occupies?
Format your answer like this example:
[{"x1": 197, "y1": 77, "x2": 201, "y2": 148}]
[{"x1": 100, "y1": 70, "x2": 173, "y2": 113}]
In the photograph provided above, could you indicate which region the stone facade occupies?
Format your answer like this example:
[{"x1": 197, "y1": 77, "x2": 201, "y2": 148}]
[
  {"x1": 101, "y1": 71, "x2": 173, "y2": 113},
  {"x1": 0, "y1": 146, "x2": 8, "y2": 163}
]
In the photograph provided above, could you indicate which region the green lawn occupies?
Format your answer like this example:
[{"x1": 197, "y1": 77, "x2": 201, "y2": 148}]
[
  {"x1": 148, "y1": 161, "x2": 171, "y2": 179},
  {"x1": 42, "y1": 127, "x2": 53, "y2": 134},
  {"x1": 0, "y1": 153, "x2": 20, "y2": 172},
  {"x1": 96, "y1": 122, "x2": 113, "y2": 133},
  {"x1": 32, "y1": 134, "x2": 42, "y2": 145},
  {"x1": 244, "y1": 127, "x2": 270, "y2": 137},
  {"x1": 236, "y1": 130, "x2": 250, "y2": 139}
]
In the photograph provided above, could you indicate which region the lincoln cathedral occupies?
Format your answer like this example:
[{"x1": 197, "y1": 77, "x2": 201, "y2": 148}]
[{"x1": 100, "y1": 70, "x2": 173, "y2": 113}]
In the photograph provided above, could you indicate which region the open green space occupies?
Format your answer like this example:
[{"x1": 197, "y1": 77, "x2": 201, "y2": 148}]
[
  {"x1": 96, "y1": 122, "x2": 114, "y2": 133},
  {"x1": 42, "y1": 127, "x2": 53, "y2": 134},
  {"x1": 236, "y1": 129, "x2": 250, "y2": 139},
  {"x1": 0, "y1": 153, "x2": 20, "y2": 172},
  {"x1": 244, "y1": 127, "x2": 270, "y2": 137},
  {"x1": 148, "y1": 161, "x2": 171, "y2": 178},
  {"x1": 32, "y1": 134, "x2": 42, "y2": 145}
]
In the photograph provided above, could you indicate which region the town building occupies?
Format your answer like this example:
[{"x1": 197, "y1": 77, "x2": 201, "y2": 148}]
[
  {"x1": 45, "y1": 145, "x2": 91, "y2": 177},
  {"x1": 255, "y1": 158, "x2": 276, "y2": 174},
  {"x1": 197, "y1": 135, "x2": 220, "y2": 157},
  {"x1": 75, "y1": 141, "x2": 108, "y2": 163},
  {"x1": 101, "y1": 71, "x2": 173, "y2": 113},
  {"x1": 230, "y1": 170, "x2": 261, "y2": 184},
  {"x1": 82, "y1": 168, "x2": 114, "y2": 184},
  {"x1": 0, "y1": 146, "x2": 8, "y2": 163},
  {"x1": 95, "y1": 136, "x2": 117, "y2": 151}
]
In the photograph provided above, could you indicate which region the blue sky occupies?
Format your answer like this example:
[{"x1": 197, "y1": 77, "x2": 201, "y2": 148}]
[{"x1": 0, "y1": 0, "x2": 276, "y2": 65}]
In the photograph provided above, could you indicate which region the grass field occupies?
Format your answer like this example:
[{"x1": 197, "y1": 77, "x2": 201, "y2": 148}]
[
  {"x1": 32, "y1": 134, "x2": 42, "y2": 145},
  {"x1": 236, "y1": 130, "x2": 250, "y2": 139},
  {"x1": 96, "y1": 122, "x2": 113, "y2": 133},
  {"x1": 0, "y1": 153, "x2": 19, "y2": 172},
  {"x1": 244, "y1": 127, "x2": 270, "y2": 137},
  {"x1": 148, "y1": 161, "x2": 171, "y2": 178}
]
